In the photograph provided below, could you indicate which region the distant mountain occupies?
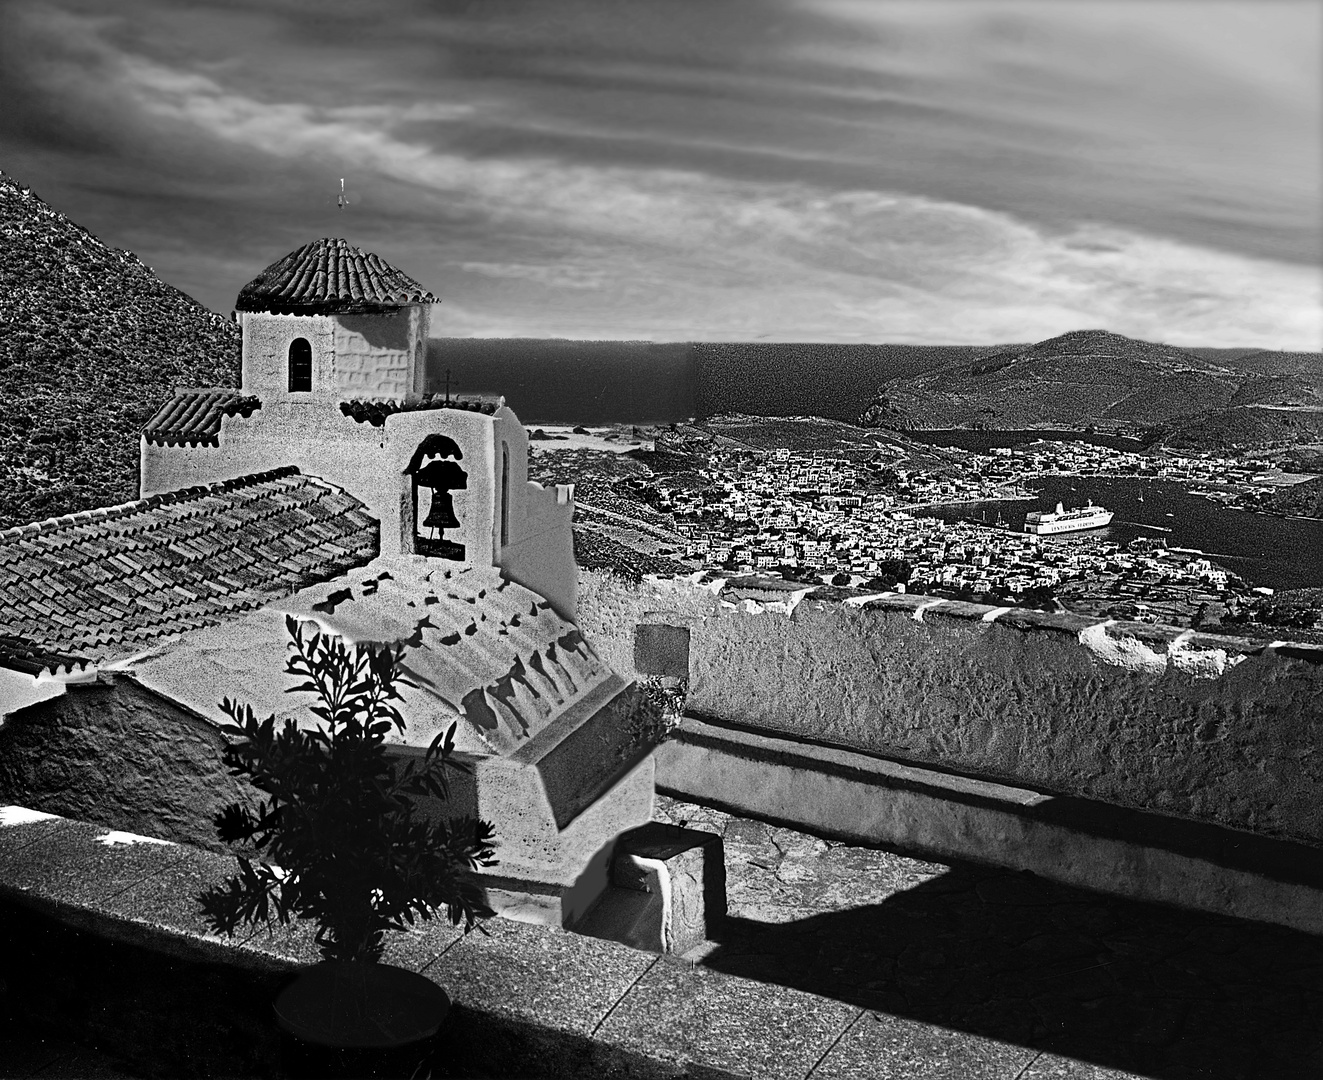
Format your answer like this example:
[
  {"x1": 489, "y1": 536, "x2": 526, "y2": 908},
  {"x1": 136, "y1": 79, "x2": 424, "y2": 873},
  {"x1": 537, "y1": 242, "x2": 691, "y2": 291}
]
[
  {"x1": 0, "y1": 170, "x2": 241, "y2": 529},
  {"x1": 859, "y1": 329, "x2": 1323, "y2": 448}
]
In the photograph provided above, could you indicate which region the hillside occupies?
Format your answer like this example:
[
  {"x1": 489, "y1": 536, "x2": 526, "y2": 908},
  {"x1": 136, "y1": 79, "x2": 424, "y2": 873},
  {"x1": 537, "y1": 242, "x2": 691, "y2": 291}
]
[
  {"x1": 692, "y1": 341, "x2": 1016, "y2": 423},
  {"x1": 1267, "y1": 476, "x2": 1323, "y2": 519},
  {"x1": 859, "y1": 329, "x2": 1322, "y2": 447},
  {"x1": 0, "y1": 170, "x2": 241, "y2": 529}
]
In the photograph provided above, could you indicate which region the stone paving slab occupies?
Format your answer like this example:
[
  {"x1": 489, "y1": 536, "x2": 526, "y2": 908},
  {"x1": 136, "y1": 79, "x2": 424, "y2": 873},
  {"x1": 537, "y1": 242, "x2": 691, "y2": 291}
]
[
  {"x1": 656, "y1": 795, "x2": 1323, "y2": 1080},
  {"x1": 240, "y1": 907, "x2": 468, "y2": 971},
  {"x1": 1, "y1": 1001, "x2": 167, "y2": 1080},
  {"x1": 5, "y1": 797, "x2": 1320, "y2": 1079},
  {"x1": 1018, "y1": 1055, "x2": 1153, "y2": 1079},
  {"x1": 92, "y1": 844, "x2": 272, "y2": 964},
  {"x1": 0, "y1": 807, "x2": 77, "y2": 855},
  {"x1": 422, "y1": 912, "x2": 659, "y2": 1038},
  {"x1": 0, "y1": 1028, "x2": 65, "y2": 1078},
  {"x1": 0, "y1": 818, "x2": 187, "y2": 910},
  {"x1": 593, "y1": 955, "x2": 860, "y2": 1079},
  {"x1": 806, "y1": 1012, "x2": 1035, "y2": 1079},
  {"x1": 19, "y1": 1048, "x2": 134, "y2": 1079}
]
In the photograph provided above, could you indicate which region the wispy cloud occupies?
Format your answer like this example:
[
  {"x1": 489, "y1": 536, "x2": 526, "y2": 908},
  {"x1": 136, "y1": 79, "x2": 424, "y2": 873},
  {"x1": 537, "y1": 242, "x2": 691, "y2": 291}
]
[
  {"x1": 459, "y1": 262, "x2": 607, "y2": 291},
  {"x1": 1, "y1": 0, "x2": 1317, "y2": 348},
  {"x1": 107, "y1": 47, "x2": 1319, "y2": 346}
]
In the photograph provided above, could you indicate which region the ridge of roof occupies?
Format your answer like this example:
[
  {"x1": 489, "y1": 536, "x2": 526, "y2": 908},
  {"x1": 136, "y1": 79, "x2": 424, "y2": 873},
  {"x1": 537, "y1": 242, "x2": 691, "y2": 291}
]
[
  {"x1": 0, "y1": 466, "x2": 304, "y2": 545},
  {"x1": 0, "y1": 635, "x2": 93, "y2": 679},
  {"x1": 235, "y1": 238, "x2": 438, "y2": 314},
  {"x1": 340, "y1": 395, "x2": 499, "y2": 426}
]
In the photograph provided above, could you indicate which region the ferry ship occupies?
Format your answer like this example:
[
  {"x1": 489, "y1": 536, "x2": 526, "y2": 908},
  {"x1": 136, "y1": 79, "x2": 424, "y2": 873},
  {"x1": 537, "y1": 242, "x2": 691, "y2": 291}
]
[{"x1": 1023, "y1": 500, "x2": 1114, "y2": 535}]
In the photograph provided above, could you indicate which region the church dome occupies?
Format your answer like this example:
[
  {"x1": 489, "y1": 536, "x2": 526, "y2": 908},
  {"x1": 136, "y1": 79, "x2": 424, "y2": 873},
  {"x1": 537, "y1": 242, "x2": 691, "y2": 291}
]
[{"x1": 235, "y1": 237, "x2": 438, "y2": 314}]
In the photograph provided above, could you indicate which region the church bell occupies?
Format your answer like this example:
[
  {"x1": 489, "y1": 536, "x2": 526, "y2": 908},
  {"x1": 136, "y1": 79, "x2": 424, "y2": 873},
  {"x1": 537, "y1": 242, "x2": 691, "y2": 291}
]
[{"x1": 422, "y1": 491, "x2": 461, "y2": 531}]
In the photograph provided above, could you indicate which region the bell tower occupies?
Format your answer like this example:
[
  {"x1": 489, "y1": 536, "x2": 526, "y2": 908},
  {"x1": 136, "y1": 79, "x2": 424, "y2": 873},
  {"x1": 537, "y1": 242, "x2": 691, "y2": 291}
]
[
  {"x1": 405, "y1": 434, "x2": 468, "y2": 561},
  {"x1": 143, "y1": 237, "x2": 578, "y2": 620}
]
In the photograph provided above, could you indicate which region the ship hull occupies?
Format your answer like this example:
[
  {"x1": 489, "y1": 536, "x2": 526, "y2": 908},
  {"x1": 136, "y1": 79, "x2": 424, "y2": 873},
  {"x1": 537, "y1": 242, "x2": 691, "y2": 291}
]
[{"x1": 1024, "y1": 511, "x2": 1114, "y2": 535}]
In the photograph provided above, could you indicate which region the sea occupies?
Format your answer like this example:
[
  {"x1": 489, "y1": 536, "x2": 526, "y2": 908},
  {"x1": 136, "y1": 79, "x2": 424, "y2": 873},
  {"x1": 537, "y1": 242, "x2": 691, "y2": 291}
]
[
  {"x1": 913, "y1": 477, "x2": 1323, "y2": 593},
  {"x1": 433, "y1": 349, "x2": 1321, "y2": 592}
]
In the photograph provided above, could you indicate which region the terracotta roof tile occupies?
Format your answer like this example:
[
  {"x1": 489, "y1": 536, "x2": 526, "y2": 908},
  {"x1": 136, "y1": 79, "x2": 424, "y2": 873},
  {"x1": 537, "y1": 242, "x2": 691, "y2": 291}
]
[
  {"x1": 340, "y1": 396, "x2": 498, "y2": 425},
  {"x1": 235, "y1": 238, "x2": 437, "y2": 314},
  {"x1": 142, "y1": 389, "x2": 261, "y2": 448},
  {"x1": 0, "y1": 636, "x2": 92, "y2": 678},
  {"x1": 0, "y1": 468, "x2": 379, "y2": 675}
]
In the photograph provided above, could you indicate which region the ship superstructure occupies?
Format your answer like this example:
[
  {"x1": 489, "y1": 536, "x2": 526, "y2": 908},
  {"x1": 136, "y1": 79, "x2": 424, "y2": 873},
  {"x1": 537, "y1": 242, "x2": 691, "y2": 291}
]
[{"x1": 1023, "y1": 501, "x2": 1114, "y2": 535}]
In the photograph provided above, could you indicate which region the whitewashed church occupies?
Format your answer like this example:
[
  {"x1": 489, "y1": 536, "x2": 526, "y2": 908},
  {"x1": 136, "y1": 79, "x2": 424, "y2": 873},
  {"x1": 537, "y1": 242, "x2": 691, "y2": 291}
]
[{"x1": 0, "y1": 239, "x2": 662, "y2": 929}]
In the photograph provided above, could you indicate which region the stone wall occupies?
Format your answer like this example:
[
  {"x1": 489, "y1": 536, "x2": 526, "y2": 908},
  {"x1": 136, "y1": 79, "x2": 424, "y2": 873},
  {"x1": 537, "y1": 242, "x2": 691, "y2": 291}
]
[
  {"x1": 493, "y1": 409, "x2": 577, "y2": 620},
  {"x1": 0, "y1": 675, "x2": 253, "y2": 853},
  {"x1": 239, "y1": 311, "x2": 337, "y2": 402},
  {"x1": 577, "y1": 571, "x2": 1323, "y2": 846},
  {"x1": 331, "y1": 308, "x2": 428, "y2": 400}
]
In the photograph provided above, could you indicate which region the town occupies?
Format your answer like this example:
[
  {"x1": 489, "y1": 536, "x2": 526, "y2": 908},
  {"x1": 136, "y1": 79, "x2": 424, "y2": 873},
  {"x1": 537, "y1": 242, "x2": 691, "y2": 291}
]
[{"x1": 529, "y1": 422, "x2": 1314, "y2": 631}]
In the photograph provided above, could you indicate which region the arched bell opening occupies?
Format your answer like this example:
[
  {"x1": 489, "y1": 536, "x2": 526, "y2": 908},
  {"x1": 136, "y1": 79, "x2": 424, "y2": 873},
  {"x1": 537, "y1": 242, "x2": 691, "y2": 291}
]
[{"x1": 405, "y1": 433, "x2": 467, "y2": 560}]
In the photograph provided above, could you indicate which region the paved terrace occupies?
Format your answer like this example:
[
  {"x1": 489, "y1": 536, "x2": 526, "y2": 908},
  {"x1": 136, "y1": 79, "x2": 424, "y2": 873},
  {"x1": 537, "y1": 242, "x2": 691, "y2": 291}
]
[{"x1": 2, "y1": 798, "x2": 1320, "y2": 1080}]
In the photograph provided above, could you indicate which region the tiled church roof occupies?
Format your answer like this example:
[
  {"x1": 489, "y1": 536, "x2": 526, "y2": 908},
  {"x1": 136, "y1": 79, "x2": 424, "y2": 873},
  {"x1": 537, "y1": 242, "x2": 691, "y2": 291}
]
[
  {"x1": 143, "y1": 389, "x2": 261, "y2": 447},
  {"x1": 235, "y1": 238, "x2": 438, "y2": 314},
  {"x1": 0, "y1": 468, "x2": 378, "y2": 674}
]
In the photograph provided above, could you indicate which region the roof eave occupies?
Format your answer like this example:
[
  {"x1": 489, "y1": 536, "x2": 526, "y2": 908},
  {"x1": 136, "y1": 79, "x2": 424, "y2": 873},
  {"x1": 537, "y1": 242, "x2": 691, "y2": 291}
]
[{"x1": 234, "y1": 298, "x2": 435, "y2": 316}]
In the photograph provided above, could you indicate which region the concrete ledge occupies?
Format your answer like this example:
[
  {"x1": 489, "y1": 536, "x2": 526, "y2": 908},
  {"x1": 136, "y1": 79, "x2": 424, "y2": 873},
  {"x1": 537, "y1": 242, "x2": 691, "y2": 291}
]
[
  {"x1": 574, "y1": 822, "x2": 726, "y2": 955},
  {"x1": 655, "y1": 717, "x2": 1323, "y2": 935},
  {"x1": 2, "y1": 803, "x2": 1057, "y2": 1079}
]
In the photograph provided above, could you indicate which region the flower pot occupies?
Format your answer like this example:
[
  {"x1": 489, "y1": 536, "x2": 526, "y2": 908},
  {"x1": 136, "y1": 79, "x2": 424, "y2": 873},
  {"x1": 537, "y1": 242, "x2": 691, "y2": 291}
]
[{"x1": 273, "y1": 960, "x2": 450, "y2": 1049}]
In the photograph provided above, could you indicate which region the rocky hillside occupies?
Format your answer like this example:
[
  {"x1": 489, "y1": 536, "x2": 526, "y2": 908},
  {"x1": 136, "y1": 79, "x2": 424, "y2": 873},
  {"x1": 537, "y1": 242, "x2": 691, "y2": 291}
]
[
  {"x1": 1267, "y1": 475, "x2": 1323, "y2": 519},
  {"x1": 859, "y1": 329, "x2": 1323, "y2": 448},
  {"x1": 0, "y1": 170, "x2": 241, "y2": 529}
]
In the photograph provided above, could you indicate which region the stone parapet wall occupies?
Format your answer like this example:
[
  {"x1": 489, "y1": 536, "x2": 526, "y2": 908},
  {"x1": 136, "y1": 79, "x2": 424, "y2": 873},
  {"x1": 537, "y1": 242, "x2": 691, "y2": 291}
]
[
  {"x1": 577, "y1": 570, "x2": 1323, "y2": 846},
  {"x1": 0, "y1": 676, "x2": 251, "y2": 854}
]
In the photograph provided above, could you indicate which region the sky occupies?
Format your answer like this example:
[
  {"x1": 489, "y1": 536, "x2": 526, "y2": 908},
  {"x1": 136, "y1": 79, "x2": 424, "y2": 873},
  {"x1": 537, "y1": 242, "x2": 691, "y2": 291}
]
[{"x1": 0, "y1": 0, "x2": 1319, "y2": 348}]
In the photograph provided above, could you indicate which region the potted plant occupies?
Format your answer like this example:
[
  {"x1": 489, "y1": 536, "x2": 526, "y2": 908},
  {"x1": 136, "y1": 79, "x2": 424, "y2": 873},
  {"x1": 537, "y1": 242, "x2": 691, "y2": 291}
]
[{"x1": 198, "y1": 615, "x2": 497, "y2": 1070}]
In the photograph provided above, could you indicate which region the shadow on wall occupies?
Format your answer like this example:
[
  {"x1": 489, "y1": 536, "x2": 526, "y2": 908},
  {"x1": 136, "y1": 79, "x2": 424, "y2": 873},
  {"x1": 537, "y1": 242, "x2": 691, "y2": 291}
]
[{"x1": 700, "y1": 863, "x2": 1323, "y2": 1080}]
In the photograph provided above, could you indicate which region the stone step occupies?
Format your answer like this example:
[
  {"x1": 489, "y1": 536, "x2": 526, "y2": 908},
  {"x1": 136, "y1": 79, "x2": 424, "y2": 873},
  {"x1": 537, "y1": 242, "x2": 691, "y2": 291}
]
[{"x1": 573, "y1": 821, "x2": 726, "y2": 954}]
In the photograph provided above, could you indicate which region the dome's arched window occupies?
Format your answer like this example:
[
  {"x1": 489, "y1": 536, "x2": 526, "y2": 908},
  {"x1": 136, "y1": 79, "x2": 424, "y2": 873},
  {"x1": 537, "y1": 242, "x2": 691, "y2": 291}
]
[{"x1": 288, "y1": 338, "x2": 312, "y2": 393}]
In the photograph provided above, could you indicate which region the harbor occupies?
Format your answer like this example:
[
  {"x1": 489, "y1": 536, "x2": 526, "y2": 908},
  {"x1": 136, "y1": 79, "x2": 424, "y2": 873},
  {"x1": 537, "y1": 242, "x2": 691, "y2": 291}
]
[{"x1": 915, "y1": 476, "x2": 1323, "y2": 592}]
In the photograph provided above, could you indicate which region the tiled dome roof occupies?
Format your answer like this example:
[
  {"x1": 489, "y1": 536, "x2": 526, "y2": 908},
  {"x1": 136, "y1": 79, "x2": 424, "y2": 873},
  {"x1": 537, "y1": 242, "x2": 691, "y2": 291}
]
[{"x1": 235, "y1": 238, "x2": 438, "y2": 314}]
